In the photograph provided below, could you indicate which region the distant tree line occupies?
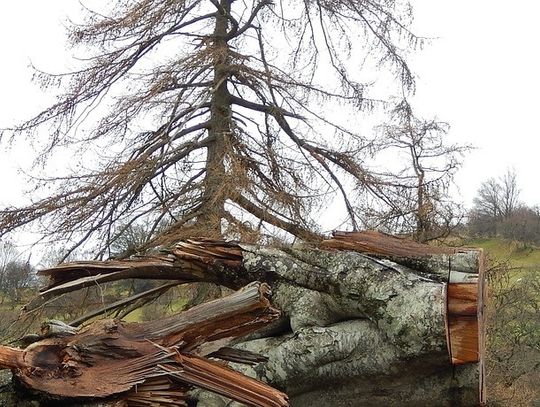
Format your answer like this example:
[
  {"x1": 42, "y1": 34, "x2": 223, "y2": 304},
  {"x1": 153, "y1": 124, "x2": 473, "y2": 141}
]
[{"x1": 468, "y1": 169, "x2": 540, "y2": 244}]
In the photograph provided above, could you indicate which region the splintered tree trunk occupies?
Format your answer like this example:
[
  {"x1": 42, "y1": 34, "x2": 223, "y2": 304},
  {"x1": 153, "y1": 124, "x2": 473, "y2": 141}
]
[
  {"x1": 3, "y1": 231, "x2": 485, "y2": 406},
  {"x1": 0, "y1": 283, "x2": 288, "y2": 407}
]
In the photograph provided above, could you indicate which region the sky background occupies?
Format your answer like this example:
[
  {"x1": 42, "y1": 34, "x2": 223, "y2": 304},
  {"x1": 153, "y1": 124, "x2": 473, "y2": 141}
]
[
  {"x1": 410, "y1": 0, "x2": 540, "y2": 206},
  {"x1": 0, "y1": 0, "x2": 539, "y2": 213}
]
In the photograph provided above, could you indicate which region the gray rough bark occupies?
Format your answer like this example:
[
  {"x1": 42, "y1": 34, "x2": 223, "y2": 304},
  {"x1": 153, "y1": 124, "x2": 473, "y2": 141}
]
[{"x1": 193, "y1": 246, "x2": 480, "y2": 406}]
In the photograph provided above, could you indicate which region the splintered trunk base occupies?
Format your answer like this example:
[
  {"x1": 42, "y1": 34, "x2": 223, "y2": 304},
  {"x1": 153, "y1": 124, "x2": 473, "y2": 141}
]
[{"x1": 0, "y1": 283, "x2": 288, "y2": 407}]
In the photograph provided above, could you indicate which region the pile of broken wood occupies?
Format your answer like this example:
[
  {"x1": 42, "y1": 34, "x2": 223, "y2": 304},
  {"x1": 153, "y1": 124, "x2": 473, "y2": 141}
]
[{"x1": 0, "y1": 282, "x2": 288, "y2": 406}]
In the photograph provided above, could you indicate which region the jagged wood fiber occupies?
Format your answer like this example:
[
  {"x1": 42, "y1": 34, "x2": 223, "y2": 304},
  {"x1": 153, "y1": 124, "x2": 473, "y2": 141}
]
[{"x1": 0, "y1": 283, "x2": 288, "y2": 407}]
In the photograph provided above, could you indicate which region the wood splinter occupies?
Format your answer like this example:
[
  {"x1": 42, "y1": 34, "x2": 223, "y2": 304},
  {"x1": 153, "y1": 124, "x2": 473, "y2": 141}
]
[{"x1": 0, "y1": 282, "x2": 289, "y2": 407}]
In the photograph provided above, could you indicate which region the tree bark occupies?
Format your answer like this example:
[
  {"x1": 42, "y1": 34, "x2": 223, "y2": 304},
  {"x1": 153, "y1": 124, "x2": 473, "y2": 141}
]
[
  {"x1": 4, "y1": 231, "x2": 485, "y2": 406},
  {"x1": 199, "y1": 0, "x2": 233, "y2": 235}
]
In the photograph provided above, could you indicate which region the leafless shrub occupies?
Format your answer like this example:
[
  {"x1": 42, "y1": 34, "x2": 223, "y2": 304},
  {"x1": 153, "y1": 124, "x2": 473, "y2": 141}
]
[{"x1": 485, "y1": 260, "x2": 540, "y2": 405}]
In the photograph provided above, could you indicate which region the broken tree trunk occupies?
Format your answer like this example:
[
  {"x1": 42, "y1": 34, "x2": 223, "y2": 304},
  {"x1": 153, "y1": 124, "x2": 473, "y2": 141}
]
[
  {"x1": 0, "y1": 283, "x2": 288, "y2": 407},
  {"x1": 4, "y1": 231, "x2": 485, "y2": 406}
]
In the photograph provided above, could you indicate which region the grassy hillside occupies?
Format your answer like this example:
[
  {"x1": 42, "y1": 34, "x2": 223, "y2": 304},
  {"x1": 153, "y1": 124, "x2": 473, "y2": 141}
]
[
  {"x1": 468, "y1": 238, "x2": 540, "y2": 405},
  {"x1": 467, "y1": 238, "x2": 540, "y2": 280}
]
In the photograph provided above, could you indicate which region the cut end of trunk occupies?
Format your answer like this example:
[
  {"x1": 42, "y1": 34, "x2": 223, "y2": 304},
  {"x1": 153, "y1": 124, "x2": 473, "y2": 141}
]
[
  {"x1": 324, "y1": 230, "x2": 487, "y2": 405},
  {"x1": 446, "y1": 248, "x2": 486, "y2": 405}
]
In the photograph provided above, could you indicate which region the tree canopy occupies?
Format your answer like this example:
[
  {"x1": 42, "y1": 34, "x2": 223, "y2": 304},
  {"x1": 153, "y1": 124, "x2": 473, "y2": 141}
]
[
  {"x1": 1, "y1": 0, "x2": 431, "y2": 258},
  {"x1": 368, "y1": 100, "x2": 470, "y2": 242},
  {"x1": 469, "y1": 169, "x2": 540, "y2": 243}
]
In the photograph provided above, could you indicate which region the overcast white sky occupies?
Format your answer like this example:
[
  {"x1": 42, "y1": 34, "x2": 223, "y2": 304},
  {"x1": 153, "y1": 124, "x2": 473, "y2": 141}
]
[
  {"x1": 0, "y1": 1, "x2": 539, "y2": 212},
  {"x1": 410, "y1": 1, "x2": 540, "y2": 206}
]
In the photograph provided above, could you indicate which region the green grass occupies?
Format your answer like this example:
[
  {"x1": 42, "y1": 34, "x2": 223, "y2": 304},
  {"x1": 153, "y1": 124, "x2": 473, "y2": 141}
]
[
  {"x1": 465, "y1": 238, "x2": 540, "y2": 287},
  {"x1": 121, "y1": 296, "x2": 188, "y2": 323},
  {"x1": 467, "y1": 238, "x2": 540, "y2": 269},
  {"x1": 475, "y1": 238, "x2": 540, "y2": 405},
  {"x1": 122, "y1": 307, "x2": 144, "y2": 322}
]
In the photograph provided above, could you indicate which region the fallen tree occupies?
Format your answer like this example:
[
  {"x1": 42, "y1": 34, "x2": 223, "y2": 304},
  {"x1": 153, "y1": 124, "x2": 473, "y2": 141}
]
[{"x1": 0, "y1": 231, "x2": 486, "y2": 406}]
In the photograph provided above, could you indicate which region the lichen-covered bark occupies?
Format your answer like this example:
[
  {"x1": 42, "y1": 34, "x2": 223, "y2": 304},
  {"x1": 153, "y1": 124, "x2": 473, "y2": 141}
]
[
  {"x1": 194, "y1": 246, "x2": 480, "y2": 406},
  {"x1": 241, "y1": 247, "x2": 448, "y2": 353}
]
